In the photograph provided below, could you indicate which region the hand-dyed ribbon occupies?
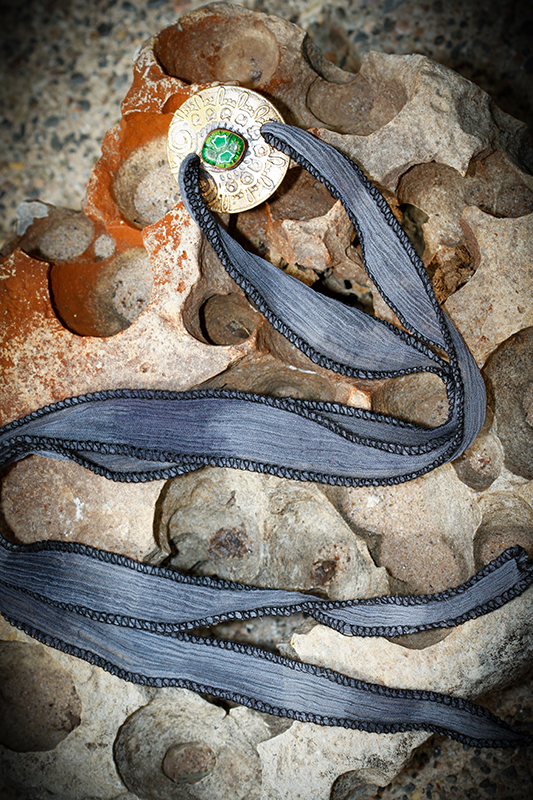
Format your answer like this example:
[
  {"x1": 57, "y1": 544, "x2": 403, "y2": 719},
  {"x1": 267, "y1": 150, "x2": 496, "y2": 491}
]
[{"x1": 0, "y1": 122, "x2": 531, "y2": 747}]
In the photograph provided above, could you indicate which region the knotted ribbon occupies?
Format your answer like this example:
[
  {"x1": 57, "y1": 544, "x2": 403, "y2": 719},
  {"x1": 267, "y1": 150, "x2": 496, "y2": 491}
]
[{"x1": 0, "y1": 122, "x2": 531, "y2": 747}]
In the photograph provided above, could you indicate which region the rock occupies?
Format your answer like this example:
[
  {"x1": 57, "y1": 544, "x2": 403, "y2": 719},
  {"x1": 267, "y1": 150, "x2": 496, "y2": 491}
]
[
  {"x1": 162, "y1": 741, "x2": 217, "y2": 785},
  {"x1": 266, "y1": 197, "x2": 353, "y2": 275},
  {"x1": 371, "y1": 372, "x2": 449, "y2": 429},
  {"x1": 1, "y1": 3, "x2": 533, "y2": 799},
  {"x1": 157, "y1": 466, "x2": 388, "y2": 600},
  {"x1": 113, "y1": 692, "x2": 265, "y2": 800},
  {"x1": 316, "y1": 52, "x2": 533, "y2": 191},
  {"x1": 0, "y1": 619, "x2": 150, "y2": 800},
  {"x1": 51, "y1": 246, "x2": 153, "y2": 337},
  {"x1": 397, "y1": 152, "x2": 533, "y2": 301},
  {"x1": 473, "y1": 492, "x2": 533, "y2": 568},
  {"x1": 444, "y1": 210, "x2": 533, "y2": 366},
  {"x1": 325, "y1": 465, "x2": 479, "y2": 596},
  {"x1": 202, "y1": 351, "x2": 371, "y2": 409},
  {"x1": 201, "y1": 292, "x2": 263, "y2": 346},
  {"x1": 258, "y1": 725, "x2": 427, "y2": 800},
  {"x1": 291, "y1": 589, "x2": 533, "y2": 702},
  {"x1": 2, "y1": 456, "x2": 164, "y2": 560},
  {"x1": 484, "y1": 326, "x2": 533, "y2": 479},
  {"x1": 452, "y1": 427, "x2": 504, "y2": 492},
  {"x1": 0, "y1": 213, "x2": 252, "y2": 426},
  {"x1": 0, "y1": 641, "x2": 81, "y2": 752}
]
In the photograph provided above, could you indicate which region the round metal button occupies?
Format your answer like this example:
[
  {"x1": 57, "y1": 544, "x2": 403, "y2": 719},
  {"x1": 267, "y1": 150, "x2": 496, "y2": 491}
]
[{"x1": 167, "y1": 85, "x2": 289, "y2": 213}]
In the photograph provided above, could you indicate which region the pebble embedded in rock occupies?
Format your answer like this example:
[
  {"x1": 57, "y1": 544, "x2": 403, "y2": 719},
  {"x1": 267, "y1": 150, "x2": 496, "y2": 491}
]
[
  {"x1": 371, "y1": 372, "x2": 449, "y2": 429},
  {"x1": 162, "y1": 741, "x2": 217, "y2": 784},
  {"x1": 201, "y1": 293, "x2": 262, "y2": 346},
  {"x1": 452, "y1": 429, "x2": 503, "y2": 491},
  {"x1": 473, "y1": 493, "x2": 533, "y2": 569}
]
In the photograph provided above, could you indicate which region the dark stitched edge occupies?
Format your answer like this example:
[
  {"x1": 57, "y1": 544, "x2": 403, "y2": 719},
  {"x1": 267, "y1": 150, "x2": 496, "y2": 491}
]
[
  {"x1": 2, "y1": 536, "x2": 530, "y2": 636},
  {"x1": 179, "y1": 154, "x2": 454, "y2": 378},
  {"x1": 0, "y1": 431, "x2": 459, "y2": 487},
  {"x1": 0, "y1": 610, "x2": 527, "y2": 748}
]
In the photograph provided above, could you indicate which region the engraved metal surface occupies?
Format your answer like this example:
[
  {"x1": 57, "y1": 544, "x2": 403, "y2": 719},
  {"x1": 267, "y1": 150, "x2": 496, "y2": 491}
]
[{"x1": 167, "y1": 86, "x2": 289, "y2": 213}]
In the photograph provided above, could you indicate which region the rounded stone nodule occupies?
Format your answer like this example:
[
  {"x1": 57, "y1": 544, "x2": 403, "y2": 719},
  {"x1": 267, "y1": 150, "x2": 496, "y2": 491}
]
[
  {"x1": 162, "y1": 741, "x2": 217, "y2": 785},
  {"x1": 201, "y1": 129, "x2": 246, "y2": 170}
]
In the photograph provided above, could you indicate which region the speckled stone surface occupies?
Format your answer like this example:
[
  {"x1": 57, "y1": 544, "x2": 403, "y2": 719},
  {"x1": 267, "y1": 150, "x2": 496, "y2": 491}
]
[{"x1": 1, "y1": 1, "x2": 532, "y2": 799}]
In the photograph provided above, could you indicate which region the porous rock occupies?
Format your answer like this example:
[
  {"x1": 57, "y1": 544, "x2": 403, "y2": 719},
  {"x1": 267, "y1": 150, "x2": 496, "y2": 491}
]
[
  {"x1": 156, "y1": 466, "x2": 389, "y2": 600},
  {"x1": 258, "y1": 725, "x2": 427, "y2": 800},
  {"x1": 113, "y1": 692, "x2": 268, "y2": 800},
  {"x1": 485, "y1": 326, "x2": 533, "y2": 479},
  {"x1": 316, "y1": 52, "x2": 532, "y2": 191}
]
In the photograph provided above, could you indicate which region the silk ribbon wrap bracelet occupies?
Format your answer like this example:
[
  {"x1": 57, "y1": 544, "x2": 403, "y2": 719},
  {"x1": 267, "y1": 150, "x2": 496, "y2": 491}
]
[{"x1": 1, "y1": 101, "x2": 532, "y2": 748}]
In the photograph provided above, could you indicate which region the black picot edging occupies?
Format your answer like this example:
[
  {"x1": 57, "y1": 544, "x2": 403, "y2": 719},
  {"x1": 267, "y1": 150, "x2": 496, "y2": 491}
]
[
  {"x1": 0, "y1": 429, "x2": 461, "y2": 487},
  {"x1": 179, "y1": 154, "x2": 454, "y2": 379},
  {"x1": 0, "y1": 609, "x2": 528, "y2": 749},
  {"x1": 2, "y1": 536, "x2": 531, "y2": 638}
]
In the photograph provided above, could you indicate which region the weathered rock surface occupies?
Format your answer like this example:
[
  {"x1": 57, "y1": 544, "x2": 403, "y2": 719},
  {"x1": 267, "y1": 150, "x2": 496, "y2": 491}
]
[
  {"x1": 325, "y1": 465, "x2": 479, "y2": 596},
  {"x1": 257, "y1": 725, "x2": 427, "y2": 800},
  {"x1": 291, "y1": 587, "x2": 533, "y2": 710},
  {"x1": 0, "y1": 641, "x2": 81, "y2": 753},
  {"x1": 2, "y1": 456, "x2": 164, "y2": 560},
  {"x1": 485, "y1": 326, "x2": 533, "y2": 480},
  {"x1": 0, "y1": 618, "x2": 150, "y2": 800},
  {"x1": 444, "y1": 210, "x2": 533, "y2": 366},
  {"x1": 157, "y1": 467, "x2": 388, "y2": 600},
  {"x1": 1, "y1": 3, "x2": 533, "y2": 800}
]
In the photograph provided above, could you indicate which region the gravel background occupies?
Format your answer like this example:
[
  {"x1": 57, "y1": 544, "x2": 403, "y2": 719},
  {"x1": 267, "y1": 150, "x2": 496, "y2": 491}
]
[{"x1": 1, "y1": 1, "x2": 532, "y2": 798}]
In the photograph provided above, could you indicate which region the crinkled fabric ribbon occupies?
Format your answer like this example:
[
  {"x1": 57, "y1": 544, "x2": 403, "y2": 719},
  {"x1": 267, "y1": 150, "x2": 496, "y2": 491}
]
[{"x1": 0, "y1": 121, "x2": 531, "y2": 748}]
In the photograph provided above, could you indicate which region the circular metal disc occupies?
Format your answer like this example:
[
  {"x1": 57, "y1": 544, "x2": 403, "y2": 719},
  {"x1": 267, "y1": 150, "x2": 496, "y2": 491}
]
[{"x1": 167, "y1": 86, "x2": 290, "y2": 213}]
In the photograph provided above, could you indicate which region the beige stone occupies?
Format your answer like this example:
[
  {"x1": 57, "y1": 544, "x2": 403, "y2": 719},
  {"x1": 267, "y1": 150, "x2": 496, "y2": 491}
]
[
  {"x1": 1, "y1": 4, "x2": 533, "y2": 799},
  {"x1": 445, "y1": 209, "x2": 533, "y2": 366},
  {"x1": 157, "y1": 466, "x2": 389, "y2": 600},
  {"x1": 2, "y1": 456, "x2": 164, "y2": 560},
  {"x1": 0, "y1": 625, "x2": 149, "y2": 800},
  {"x1": 325, "y1": 465, "x2": 480, "y2": 595},
  {"x1": 316, "y1": 52, "x2": 531, "y2": 191}
]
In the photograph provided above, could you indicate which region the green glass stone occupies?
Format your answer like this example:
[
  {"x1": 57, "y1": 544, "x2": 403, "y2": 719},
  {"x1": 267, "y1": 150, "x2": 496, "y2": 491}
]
[{"x1": 201, "y1": 129, "x2": 246, "y2": 170}]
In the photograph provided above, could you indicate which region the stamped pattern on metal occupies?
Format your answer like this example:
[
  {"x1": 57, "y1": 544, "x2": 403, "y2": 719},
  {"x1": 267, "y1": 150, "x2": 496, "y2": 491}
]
[{"x1": 167, "y1": 85, "x2": 289, "y2": 213}]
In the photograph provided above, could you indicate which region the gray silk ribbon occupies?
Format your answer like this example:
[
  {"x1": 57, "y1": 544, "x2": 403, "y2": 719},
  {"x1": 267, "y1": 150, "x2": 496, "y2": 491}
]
[{"x1": 0, "y1": 122, "x2": 531, "y2": 747}]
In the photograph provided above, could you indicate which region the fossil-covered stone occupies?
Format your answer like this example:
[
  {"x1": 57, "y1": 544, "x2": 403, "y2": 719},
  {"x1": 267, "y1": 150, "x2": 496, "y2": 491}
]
[
  {"x1": 0, "y1": 210, "x2": 252, "y2": 426},
  {"x1": 473, "y1": 492, "x2": 533, "y2": 568},
  {"x1": 452, "y1": 427, "x2": 504, "y2": 492},
  {"x1": 315, "y1": 52, "x2": 532, "y2": 191},
  {"x1": 1, "y1": 3, "x2": 533, "y2": 799},
  {"x1": 156, "y1": 466, "x2": 388, "y2": 600},
  {"x1": 258, "y1": 725, "x2": 427, "y2": 800}
]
